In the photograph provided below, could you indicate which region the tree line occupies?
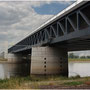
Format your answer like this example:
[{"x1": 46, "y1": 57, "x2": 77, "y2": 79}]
[{"x1": 68, "y1": 53, "x2": 90, "y2": 59}]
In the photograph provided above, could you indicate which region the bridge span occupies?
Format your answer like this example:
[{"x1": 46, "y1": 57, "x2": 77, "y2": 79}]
[{"x1": 7, "y1": 1, "x2": 90, "y2": 76}]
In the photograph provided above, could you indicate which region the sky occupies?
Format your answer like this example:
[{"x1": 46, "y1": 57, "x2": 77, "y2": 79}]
[{"x1": 0, "y1": 0, "x2": 90, "y2": 56}]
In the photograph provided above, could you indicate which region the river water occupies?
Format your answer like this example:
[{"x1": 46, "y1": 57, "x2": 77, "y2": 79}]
[
  {"x1": 0, "y1": 62, "x2": 90, "y2": 79},
  {"x1": 69, "y1": 62, "x2": 90, "y2": 77},
  {"x1": 0, "y1": 62, "x2": 30, "y2": 79}
]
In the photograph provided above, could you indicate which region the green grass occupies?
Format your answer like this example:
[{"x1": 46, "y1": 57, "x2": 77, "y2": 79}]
[
  {"x1": 0, "y1": 76, "x2": 31, "y2": 89},
  {"x1": 0, "y1": 58, "x2": 90, "y2": 62},
  {"x1": 0, "y1": 75, "x2": 71, "y2": 89},
  {"x1": 63, "y1": 81, "x2": 83, "y2": 86},
  {"x1": 0, "y1": 75, "x2": 90, "y2": 89},
  {"x1": 69, "y1": 58, "x2": 90, "y2": 62},
  {"x1": 0, "y1": 58, "x2": 7, "y2": 61}
]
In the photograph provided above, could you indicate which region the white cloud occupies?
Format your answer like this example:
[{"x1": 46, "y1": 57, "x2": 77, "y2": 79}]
[{"x1": 0, "y1": 1, "x2": 54, "y2": 52}]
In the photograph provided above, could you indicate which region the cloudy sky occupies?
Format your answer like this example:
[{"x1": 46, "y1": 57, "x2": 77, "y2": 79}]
[{"x1": 0, "y1": 0, "x2": 90, "y2": 56}]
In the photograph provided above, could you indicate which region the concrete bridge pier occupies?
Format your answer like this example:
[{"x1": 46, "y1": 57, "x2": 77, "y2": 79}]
[
  {"x1": 7, "y1": 53, "x2": 23, "y2": 63},
  {"x1": 7, "y1": 53, "x2": 30, "y2": 77},
  {"x1": 31, "y1": 46, "x2": 68, "y2": 76}
]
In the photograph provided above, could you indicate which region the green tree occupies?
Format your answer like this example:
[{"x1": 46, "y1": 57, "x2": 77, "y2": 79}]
[
  {"x1": 87, "y1": 56, "x2": 90, "y2": 59},
  {"x1": 68, "y1": 53, "x2": 74, "y2": 58},
  {"x1": 80, "y1": 56, "x2": 86, "y2": 59},
  {"x1": 74, "y1": 55, "x2": 79, "y2": 58}
]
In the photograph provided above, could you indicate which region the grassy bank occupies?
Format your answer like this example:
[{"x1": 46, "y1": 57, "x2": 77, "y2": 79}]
[
  {"x1": 69, "y1": 58, "x2": 90, "y2": 62},
  {"x1": 0, "y1": 75, "x2": 90, "y2": 89},
  {"x1": 0, "y1": 58, "x2": 90, "y2": 62},
  {"x1": 0, "y1": 58, "x2": 7, "y2": 61}
]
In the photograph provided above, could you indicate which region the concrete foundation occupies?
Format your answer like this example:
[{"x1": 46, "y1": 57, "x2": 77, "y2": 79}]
[{"x1": 31, "y1": 46, "x2": 68, "y2": 76}]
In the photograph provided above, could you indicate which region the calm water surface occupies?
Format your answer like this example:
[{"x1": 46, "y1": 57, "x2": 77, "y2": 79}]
[
  {"x1": 0, "y1": 63, "x2": 30, "y2": 79},
  {"x1": 69, "y1": 62, "x2": 90, "y2": 77},
  {"x1": 0, "y1": 62, "x2": 90, "y2": 79},
  {"x1": 0, "y1": 64, "x2": 5, "y2": 79}
]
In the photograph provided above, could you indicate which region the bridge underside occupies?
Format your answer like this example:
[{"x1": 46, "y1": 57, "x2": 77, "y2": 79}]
[
  {"x1": 14, "y1": 37, "x2": 90, "y2": 54},
  {"x1": 14, "y1": 30, "x2": 90, "y2": 54},
  {"x1": 53, "y1": 36, "x2": 90, "y2": 51}
]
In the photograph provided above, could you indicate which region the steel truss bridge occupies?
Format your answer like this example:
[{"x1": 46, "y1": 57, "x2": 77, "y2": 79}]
[{"x1": 8, "y1": 1, "x2": 90, "y2": 53}]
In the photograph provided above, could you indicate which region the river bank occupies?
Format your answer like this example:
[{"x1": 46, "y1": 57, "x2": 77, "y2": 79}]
[
  {"x1": 0, "y1": 75, "x2": 90, "y2": 89},
  {"x1": 1, "y1": 58, "x2": 90, "y2": 62},
  {"x1": 0, "y1": 58, "x2": 7, "y2": 62},
  {"x1": 0, "y1": 58, "x2": 90, "y2": 62},
  {"x1": 69, "y1": 58, "x2": 90, "y2": 62}
]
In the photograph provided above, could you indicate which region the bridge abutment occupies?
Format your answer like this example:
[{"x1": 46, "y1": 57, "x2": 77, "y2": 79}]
[{"x1": 31, "y1": 46, "x2": 68, "y2": 76}]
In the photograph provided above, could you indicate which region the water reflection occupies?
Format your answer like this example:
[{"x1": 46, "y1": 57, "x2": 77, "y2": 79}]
[
  {"x1": 69, "y1": 62, "x2": 90, "y2": 77},
  {"x1": 0, "y1": 64, "x2": 5, "y2": 79},
  {"x1": 0, "y1": 62, "x2": 90, "y2": 79},
  {"x1": 0, "y1": 62, "x2": 30, "y2": 79}
]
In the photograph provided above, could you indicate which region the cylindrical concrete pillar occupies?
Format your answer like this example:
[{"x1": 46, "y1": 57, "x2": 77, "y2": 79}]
[
  {"x1": 31, "y1": 46, "x2": 68, "y2": 76},
  {"x1": 7, "y1": 53, "x2": 23, "y2": 63},
  {"x1": 6, "y1": 53, "x2": 30, "y2": 78}
]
